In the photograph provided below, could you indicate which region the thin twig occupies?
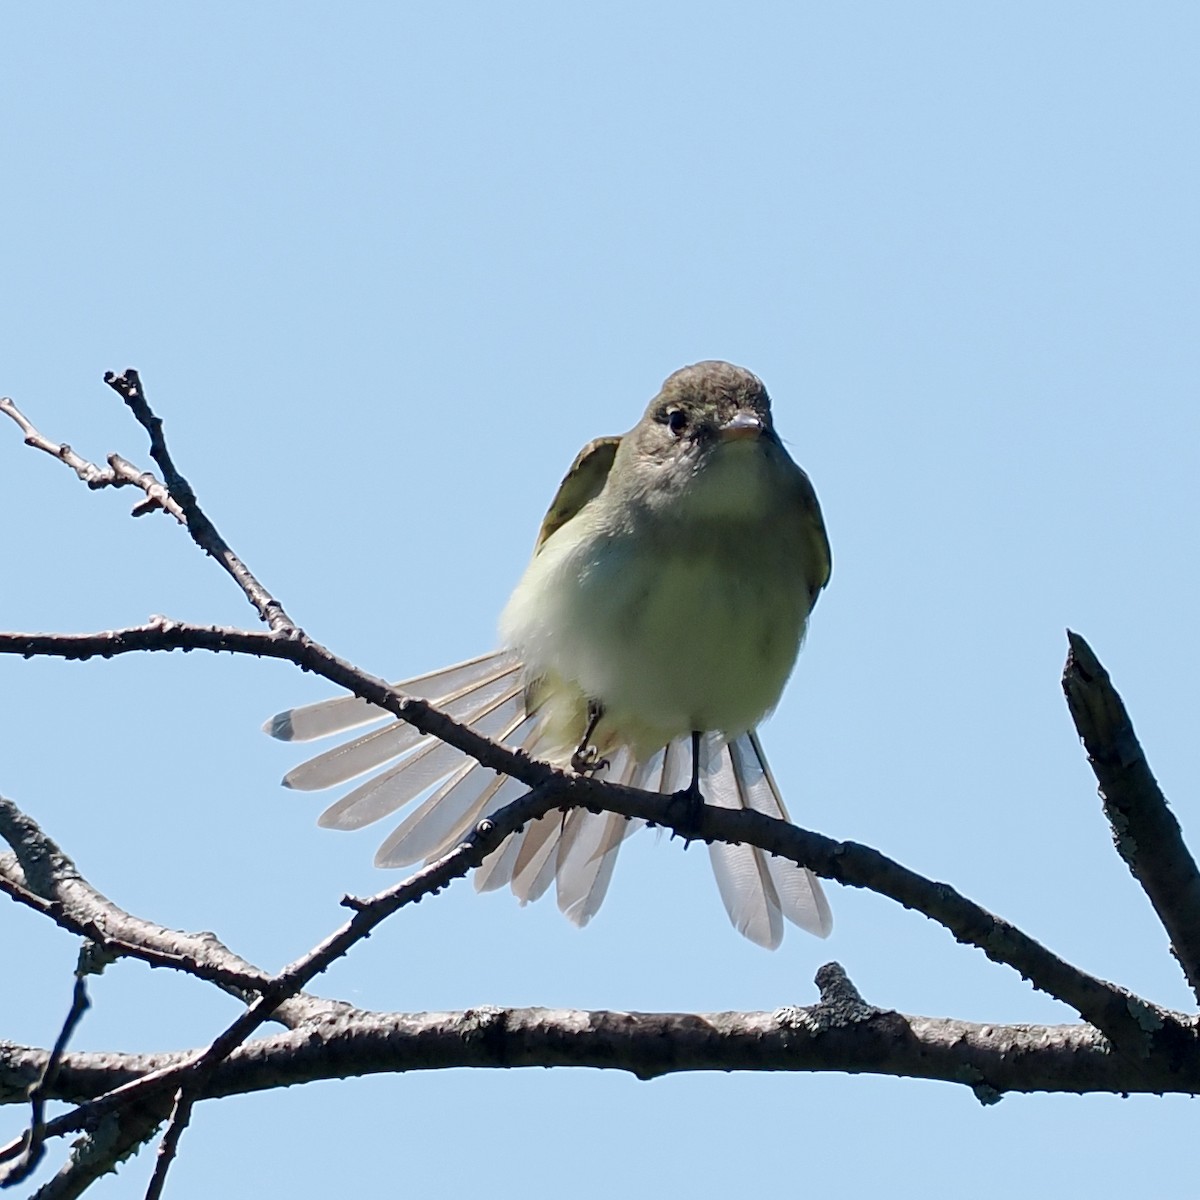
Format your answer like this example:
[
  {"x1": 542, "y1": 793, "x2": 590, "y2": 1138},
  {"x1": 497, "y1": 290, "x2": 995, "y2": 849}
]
[
  {"x1": 0, "y1": 395, "x2": 184, "y2": 521},
  {"x1": 142, "y1": 1090, "x2": 194, "y2": 1200},
  {"x1": 28, "y1": 1102, "x2": 167, "y2": 1200},
  {"x1": 0, "y1": 951, "x2": 94, "y2": 1187},
  {"x1": 1063, "y1": 631, "x2": 1200, "y2": 1005},
  {"x1": 102, "y1": 370, "x2": 294, "y2": 630}
]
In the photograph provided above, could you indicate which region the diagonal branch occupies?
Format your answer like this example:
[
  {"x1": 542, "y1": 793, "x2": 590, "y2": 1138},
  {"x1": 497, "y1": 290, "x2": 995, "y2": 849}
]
[
  {"x1": 1, "y1": 781, "x2": 571, "y2": 1151},
  {"x1": 0, "y1": 797, "x2": 352, "y2": 1029},
  {"x1": 1063, "y1": 631, "x2": 1200, "y2": 1005},
  {"x1": 0, "y1": 949, "x2": 95, "y2": 1189},
  {"x1": 102, "y1": 369, "x2": 294, "y2": 630}
]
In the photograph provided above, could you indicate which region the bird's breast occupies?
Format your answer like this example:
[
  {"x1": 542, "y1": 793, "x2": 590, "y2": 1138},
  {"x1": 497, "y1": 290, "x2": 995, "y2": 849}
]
[{"x1": 500, "y1": 506, "x2": 813, "y2": 755}]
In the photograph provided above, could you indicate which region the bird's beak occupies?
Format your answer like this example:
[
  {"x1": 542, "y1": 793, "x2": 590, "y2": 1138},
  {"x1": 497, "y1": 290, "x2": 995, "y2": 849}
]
[{"x1": 718, "y1": 411, "x2": 764, "y2": 442}]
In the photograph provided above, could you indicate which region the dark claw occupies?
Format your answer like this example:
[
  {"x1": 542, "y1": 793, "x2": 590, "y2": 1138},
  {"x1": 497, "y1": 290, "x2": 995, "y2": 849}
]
[
  {"x1": 570, "y1": 700, "x2": 607, "y2": 775},
  {"x1": 570, "y1": 745, "x2": 609, "y2": 775}
]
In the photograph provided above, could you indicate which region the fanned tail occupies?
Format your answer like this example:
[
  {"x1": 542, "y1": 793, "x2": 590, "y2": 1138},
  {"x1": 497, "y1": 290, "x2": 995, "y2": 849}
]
[{"x1": 265, "y1": 653, "x2": 830, "y2": 945}]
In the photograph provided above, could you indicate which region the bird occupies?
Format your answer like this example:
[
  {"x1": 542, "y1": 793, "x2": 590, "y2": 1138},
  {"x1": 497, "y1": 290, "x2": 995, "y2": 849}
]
[{"x1": 265, "y1": 360, "x2": 832, "y2": 948}]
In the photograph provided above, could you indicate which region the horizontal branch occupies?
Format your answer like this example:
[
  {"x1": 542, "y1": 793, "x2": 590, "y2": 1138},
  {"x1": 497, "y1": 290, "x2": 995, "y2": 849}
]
[
  {"x1": 3, "y1": 980, "x2": 1197, "y2": 1104},
  {"x1": 1063, "y1": 631, "x2": 1200, "y2": 1005}
]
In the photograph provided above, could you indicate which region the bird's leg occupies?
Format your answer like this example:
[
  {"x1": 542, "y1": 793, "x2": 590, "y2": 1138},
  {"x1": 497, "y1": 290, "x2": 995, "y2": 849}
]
[
  {"x1": 570, "y1": 700, "x2": 609, "y2": 775},
  {"x1": 670, "y1": 730, "x2": 707, "y2": 839}
]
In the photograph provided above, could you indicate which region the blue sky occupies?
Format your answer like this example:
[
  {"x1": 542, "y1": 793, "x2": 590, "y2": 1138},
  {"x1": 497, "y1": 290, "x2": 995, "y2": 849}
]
[{"x1": 2, "y1": 3, "x2": 1198, "y2": 1196}]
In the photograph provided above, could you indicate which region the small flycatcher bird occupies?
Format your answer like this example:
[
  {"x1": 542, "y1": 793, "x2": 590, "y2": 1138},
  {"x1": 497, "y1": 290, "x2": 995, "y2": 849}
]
[{"x1": 266, "y1": 361, "x2": 832, "y2": 948}]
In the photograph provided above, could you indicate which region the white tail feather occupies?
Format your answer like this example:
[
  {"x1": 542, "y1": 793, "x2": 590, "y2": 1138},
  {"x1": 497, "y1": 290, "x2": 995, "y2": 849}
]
[
  {"x1": 510, "y1": 813, "x2": 566, "y2": 902},
  {"x1": 733, "y1": 733, "x2": 832, "y2": 938},
  {"x1": 372, "y1": 715, "x2": 538, "y2": 867},
  {"x1": 317, "y1": 691, "x2": 523, "y2": 830},
  {"x1": 283, "y1": 672, "x2": 523, "y2": 791},
  {"x1": 264, "y1": 651, "x2": 519, "y2": 743},
  {"x1": 702, "y1": 736, "x2": 784, "y2": 950}
]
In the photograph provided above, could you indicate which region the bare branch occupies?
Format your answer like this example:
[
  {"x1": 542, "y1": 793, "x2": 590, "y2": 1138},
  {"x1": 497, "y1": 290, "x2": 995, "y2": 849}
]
[
  {"x1": 21, "y1": 780, "x2": 569, "y2": 1146},
  {"x1": 102, "y1": 370, "x2": 294, "y2": 630},
  {"x1": 15, "y1": 762, "x2": 1192, "y2": 1161},
  {"x1": 1063, "y1": 631, "x2": 1200, "y2": 1004},
  {"x1": 0, "y1": 396, "x2": 183, "y2": 521},
  {"x1": 0, "y1": 950, "x2": 95, "y2": 1188},
  {"x1": 4, "y1": 971, "x2": 1198, "y2": 1106},
  {"x1": 28, "y1": 1102, "x2": 167, "y2": 1200},
  {"x1": 142, "y1": 1091, "x2": 192, "y2": 1200},
  {"x1": 0, "y1": 798, "x2": 354, "y2": 1028}
]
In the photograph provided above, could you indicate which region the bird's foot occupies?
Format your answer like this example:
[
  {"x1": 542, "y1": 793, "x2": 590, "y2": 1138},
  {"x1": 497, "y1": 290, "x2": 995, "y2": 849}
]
[
  {"x1": 570, "y1": 701, "x2": 608, "y2": 775},
  {"x1": 670, "y1": 784, "x2": 706, "y2": 842},
  {"x1": 570, "y1": 744, "x2": 609, "y2": 775}
]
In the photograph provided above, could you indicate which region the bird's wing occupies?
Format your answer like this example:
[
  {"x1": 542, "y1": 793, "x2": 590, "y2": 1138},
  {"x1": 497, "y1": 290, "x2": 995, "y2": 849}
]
[
  {"x1": 794, "y1": 467, "x2": 832, "y2": 605},
  {"x1": 533, "y1": 435, "x2": 621, "y2": 552}
]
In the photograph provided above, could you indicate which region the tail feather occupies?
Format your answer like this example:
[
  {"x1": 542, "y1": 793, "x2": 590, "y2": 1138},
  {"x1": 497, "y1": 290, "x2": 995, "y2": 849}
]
[
  {"x1": 372, "y1": 715, "x2": 538, "y2": 867},
  {"x1": 733, "y1": 733, "x2": 832, "y2": 938},
  {"x1": 264, "y1": 650, "x2": 519, "y2": 743},
  {"x1": 284, "y1": 673, "x2": 523, "y2": 791},
  {"x1": 521, "y1": 825, "x2": 565, "y2": 905},
  {"x1": 510, "y1": 812, "x2": 566, "y2": 902},
  {"x1": 556, "y1": 747, "x2": 646, "y2": 925},
  {"x1": 317, "y1": 690, "x2": 523, "y2": 831},
  {"x1": 703, "y1": 735, "x2": 784, "y2": 950}
]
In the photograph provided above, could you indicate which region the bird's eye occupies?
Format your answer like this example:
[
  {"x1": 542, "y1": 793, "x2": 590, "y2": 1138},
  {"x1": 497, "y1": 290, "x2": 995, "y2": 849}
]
[{"x1": 662, "y1": 408, "x2": 688, "y2": 436}]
